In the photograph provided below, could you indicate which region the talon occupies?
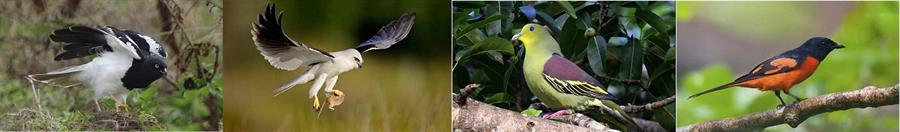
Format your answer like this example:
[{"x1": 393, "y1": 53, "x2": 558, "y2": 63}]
[
  {"x1": 327, "y1": 89, "x2": 344, "y2": 110},
  {"x1": 116, "y1": 102, "x2": 130, "y2": 112},
  {"x1": 313, "y1": 95, "x2": 322, "y2": 111}
]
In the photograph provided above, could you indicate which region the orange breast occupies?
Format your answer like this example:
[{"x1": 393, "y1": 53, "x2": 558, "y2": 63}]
[{"x1": 736, "y1": 56, "x2": 820, "y2": 91}]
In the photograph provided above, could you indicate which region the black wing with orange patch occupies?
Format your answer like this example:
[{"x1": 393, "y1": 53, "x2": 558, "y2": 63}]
[{"x1": 733, "y1": 52, "x2": 807, "y2": 83}]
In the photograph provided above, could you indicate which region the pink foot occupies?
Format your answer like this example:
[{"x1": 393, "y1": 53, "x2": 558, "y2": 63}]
[{"x1": 541, "y1": 109, "x2": 572, "y2": 119}]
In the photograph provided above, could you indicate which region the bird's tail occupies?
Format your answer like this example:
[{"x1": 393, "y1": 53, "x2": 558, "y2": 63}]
[
  {"x1": 27, "y1": 65, "x2": 84, "y2": 84},
  {"x1": 687, "y1": 81, "x2": 741, "y2": 99},
  {"x1": 273, "y1": 69, "x2": 317, "y2": 96}
]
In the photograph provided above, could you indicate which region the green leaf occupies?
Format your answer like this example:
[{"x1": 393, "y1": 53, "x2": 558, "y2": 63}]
[
  {"x1": 485, "y1": 93, "x2": 513, "y2": 104},
  {"x1": 586, "y1": 36, "x2": 607, "y2": 76},
  {"x1": 635, "y1": 9, "x2": 669, "y2": 40},
  {"x1": 555, "y1": 1, "x2": 578, "y2": 19},
  {"x1": 619, "y1": 37, "x2": 643, "y2": 80},
  {"x1": 557, "y1": 12, "x2": 592, "y2": 60},
  {"x1": 521, "y1": 108, "x2": 542, "y2": 117},
  {"x1": 456, "y1": 37, "x2": 514, "y2": 62},
  {"x1": 455, "y1": 15, "x2": 504, "y2": 41}
]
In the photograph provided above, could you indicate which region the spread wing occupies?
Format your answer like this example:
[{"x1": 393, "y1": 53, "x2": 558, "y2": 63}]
[
  {"x1": 734, "y1": 51, "x2": 806, "y2": 83},
  {"x1": 49, "y1": 26, "x2": 141, "y2": 60},
  {"x1": 542, "y1": 54, "x2": 618, "y2": 102},
  {"x1": 354, "y1": 12, "x2": 416, "y2": 53},
  {"x1": 252, "y1": 3, "x2": 334, "y2": 71}
]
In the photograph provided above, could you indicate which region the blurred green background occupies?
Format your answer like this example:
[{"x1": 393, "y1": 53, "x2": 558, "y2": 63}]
[
  {"x1": 222, "y1": 0, "x2": 450, "y2": 131},
  {"x1": 452, "y1": 1, "x2": 676, "y2": 131},
  {"x1": 676, "y1": 1, "x2": 899, "y2": 131},
  {"x1": 0, "y1": 0, "x2": 223, "y2": 130}
]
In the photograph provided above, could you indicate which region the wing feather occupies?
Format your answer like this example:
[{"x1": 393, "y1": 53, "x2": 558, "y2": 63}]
[
  {"x1": 542, "y1": 54, "x2": 618, "y2": 102},
  {"x1": 355, "y1": 12, "x2": 416, "y2": 53},
  {"x1": 252, "y1": 3, "x2": 334, "y2": 71}
]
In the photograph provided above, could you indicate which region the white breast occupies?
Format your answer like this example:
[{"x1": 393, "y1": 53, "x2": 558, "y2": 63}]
[{"x1": 73, "y1": 51, "x2": 134, "y2": 99}]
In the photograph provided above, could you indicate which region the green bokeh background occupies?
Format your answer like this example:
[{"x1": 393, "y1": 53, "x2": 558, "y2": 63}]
[
  {"x1": 222, "y1": 0, "x2": 450, "y2": 131},
  {"x1": 676, "y1": 1, "x2": 899, "y2": 131}
]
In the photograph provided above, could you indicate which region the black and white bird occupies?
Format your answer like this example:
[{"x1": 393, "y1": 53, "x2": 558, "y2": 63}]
[
  {"x1": 251, "y1": 4, "x2": 415, "y2": 112},
  {"x1": 28, "y1": 26, "x2": 169, "y2": 112}
]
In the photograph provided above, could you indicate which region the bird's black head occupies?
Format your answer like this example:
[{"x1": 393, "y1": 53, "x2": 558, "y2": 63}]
[
  {"x1": 122, "y1": 56, "x2": 167, "y2": 89},
  {"x1": 797, "y1": 37, "x2": 844, "y2": 60}
]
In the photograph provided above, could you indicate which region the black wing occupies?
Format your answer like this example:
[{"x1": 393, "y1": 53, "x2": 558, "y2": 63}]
[{"x1": 252, "y1": 3, "x2": 335, "y2": 71}]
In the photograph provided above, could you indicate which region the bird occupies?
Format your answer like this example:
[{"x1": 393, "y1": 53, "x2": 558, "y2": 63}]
[
  {"x1": 687, "y1": 37, "x2": 844, "y2": 106},
  {"x1": 250, "y1": 3, "x2": 415, "y2": 115},
  {"x1": 511, "y1": 23, "x2": 639, "y2": 130},
  {"x1": 28, "y1": 26, "x2": 169, "y2": 112}
]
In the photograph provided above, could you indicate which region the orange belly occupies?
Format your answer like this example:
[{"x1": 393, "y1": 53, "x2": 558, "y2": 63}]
[{"x1": 736, "y1": 56, "x2": 820, "y2": 91}]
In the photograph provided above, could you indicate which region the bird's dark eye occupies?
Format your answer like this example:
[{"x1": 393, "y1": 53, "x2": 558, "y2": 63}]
[
  {"x1": 353, "y1": 57, "x2": 360, "y2": 62},
  {"x1": 154, "y1": 64, "x2": 159, "y2": 68},
  {"x1": 529, "y1": 26, "x2": 534, "y2": 31}
]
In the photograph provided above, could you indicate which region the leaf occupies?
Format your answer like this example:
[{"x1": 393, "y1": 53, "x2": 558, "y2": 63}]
[
  {"x1": 619, "y1": 37, "x2": 643, "y2": 80},
  {"x1": 521, "y1": 108, "x2": 542, "y2": 117},
  {"x1": 455, "y1": 15, "x2": 504, "y2": 41},
  {"x1": 557, "y1": 12, "x2": 592, "y2": 60},
  {"x1": 586, "y1": 36, "x2": 608, "y2": 76},
  {"x1": 456, "y1": 37, "x2": 515, "y2": 62},
  {"x1": 635, "y1": 9, "x2": 669, "y2": 40},
  {"x1": 555, "y1": 1, "x2": 578, "y2": 19},
  {"x1": 485, "y1": 93, "x2": 513, "y2": 104}
]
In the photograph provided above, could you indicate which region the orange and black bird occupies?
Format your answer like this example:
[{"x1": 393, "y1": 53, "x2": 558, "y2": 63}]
[{"x1": 688, "y1": 37, "x2": 844, "y2": 106}]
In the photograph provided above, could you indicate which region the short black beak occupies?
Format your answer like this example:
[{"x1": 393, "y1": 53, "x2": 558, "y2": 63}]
[{"x1": 833, "y1": 44, "x2": 845, "y2": 49}]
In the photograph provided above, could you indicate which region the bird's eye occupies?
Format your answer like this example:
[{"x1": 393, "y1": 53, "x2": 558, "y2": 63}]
[
  {"x1": 529, "y1": 26, "x2": 534, "y2": 31},
  {"x1": 154, "y1": 64, "x2": 159, "y2": 68},
  {"x1": 353, "y1": 57, "x2": 360, "y2": 62}
]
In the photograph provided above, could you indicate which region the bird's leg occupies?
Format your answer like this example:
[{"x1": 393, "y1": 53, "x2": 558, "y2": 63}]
[
  {"x1": 94, "y1": 99, "x2": 103, "y2": 112},
  {"x1": 541, "y1": 109, "x2": 573, "y2": 119},
  {"x1": 108, "y1": 95, "x2": 128, "y2": 112},
  {"x1": 308, "y1": 74, "x2": 328, "y2": 112},
  {"x1": 783, "y1": 90, "x2": 805, "y2": 103},
  {"x1": 774, "y1": 91, "x2": 786, "y2": 107},
  {"x1": 322, "y1": 76, "x2": 340, "y2": 110}
]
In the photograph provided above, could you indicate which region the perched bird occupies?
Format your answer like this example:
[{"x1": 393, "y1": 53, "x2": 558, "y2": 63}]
[
  {"x1": 28, "y1": 26, "x2": 169, "y2": 112},
  {"x1": 512, "y1": 24, "x2": 638, "y2": 130},
  {"x1": 251, "y1": 3, "x2": 415, "y2": 114},
  {"x1": 688, "y1": 37, "x2": 844, "y2": 106}
]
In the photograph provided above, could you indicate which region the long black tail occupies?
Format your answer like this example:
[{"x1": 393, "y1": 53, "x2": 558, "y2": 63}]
[{"x1": 688, "y1": 81, "x2": 741, "y2": 99}]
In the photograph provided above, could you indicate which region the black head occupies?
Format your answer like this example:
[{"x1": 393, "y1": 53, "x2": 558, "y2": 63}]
[
  {"x1": 796, "y1": 37, "x2": 844, "y2": 60},
  {"x1": 122, "y1": 56, "x2": 168, "y2": 89}
]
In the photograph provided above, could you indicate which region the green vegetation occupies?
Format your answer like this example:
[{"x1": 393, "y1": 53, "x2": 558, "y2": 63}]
[
  {"x1": 677, "y1": 2, "x2": 899, "y2": 131},
  {"x1": 0, "y1": 0, "x2": 223, "y2": 130},
  {"x1": 452, "y1": 1, "x2": 675, "y2": 131}
]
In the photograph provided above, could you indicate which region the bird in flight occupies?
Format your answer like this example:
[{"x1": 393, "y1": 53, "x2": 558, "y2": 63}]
[
  {"x1": 250, "y1": 3, "x2": 416, "y2": 116},
  {"x1": 688, "y1": 37, "x2": 844, "y2": 107},
  {"x1": 29, "y1": 26, "x2": 170, "y2": 112}
]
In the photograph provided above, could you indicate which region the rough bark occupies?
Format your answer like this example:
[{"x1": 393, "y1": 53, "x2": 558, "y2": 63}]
[
  {"x1": 453, "y1": 94, "x2": 619, "y2": 132},
  {"x1": 677, "y1": 85, "x2": 899, "y2": 132}
]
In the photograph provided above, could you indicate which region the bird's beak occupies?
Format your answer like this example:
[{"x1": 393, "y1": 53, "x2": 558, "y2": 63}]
[
  {"x1": 833, "y1": 44, "x2": 845, "y2": 49},
  {"x1": 511, "y1": 32, "x2": 521, "y2": 45}
]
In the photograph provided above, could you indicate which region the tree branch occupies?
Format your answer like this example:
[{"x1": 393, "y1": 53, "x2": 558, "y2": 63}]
[
  {"x1": 677, "y1": 84, "x2": 899, "y2": 132},
  {"x1": 621, "y1": 96, "x2": 676, "y2": 113},
  {"x1": 453, "y1": 94, "x2": 616, "y2": 132}
]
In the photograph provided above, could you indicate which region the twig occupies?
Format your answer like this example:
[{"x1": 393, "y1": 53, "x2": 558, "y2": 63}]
[
  {"x1": 677, "y1": 84, "x2": 899, "y2": 132},
  {"x1": 621, "y1": 96, "x2": 676, "y2": 113},
  {"x1": 455, "y1": 84, "x2": 481, "y2": 106},
  {"x1": 598, "y1": 75, "x2": 642, "y2": 85}
]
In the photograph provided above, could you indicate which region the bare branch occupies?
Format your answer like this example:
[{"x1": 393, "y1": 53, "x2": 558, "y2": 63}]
[
  {"x1": 622, "y1": 96, "x2": 676, "y2": 113},
  {"x1": 677, "y1": 84, "x2": 899, "y2": 132},
  {"x1": 452, "y1": 94, "x2": 618, "y2": 132}
]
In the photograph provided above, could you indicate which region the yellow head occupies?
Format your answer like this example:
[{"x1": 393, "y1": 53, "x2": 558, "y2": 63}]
[{"x1": 511, "y1": 24, "x2": 560, "y2": 53}]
